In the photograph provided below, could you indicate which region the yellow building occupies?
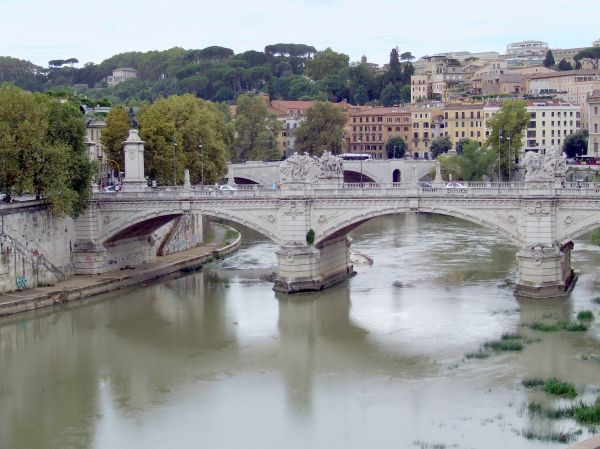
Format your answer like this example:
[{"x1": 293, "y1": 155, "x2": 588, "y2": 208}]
[
  {"x1": 442, "y1": 104, "x2": 486, "y2": 148},
  {"x1": 409, "y1": 105, "x2": 444, "y2": 158}
]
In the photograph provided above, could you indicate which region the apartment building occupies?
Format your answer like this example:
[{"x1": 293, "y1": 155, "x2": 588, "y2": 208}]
[
  {"x1": 484, "y1": 100, "x2": 580, "y2": 153},
  {"x1": 588, "y1": 91, "x2": 600, "y2": 156},
  {"x1": 410, "y1": 105, "x2": 444, "y2": 158},
  {"x1": 347, "y1": 107, "x2": 412, "y2": 159},
  {"x1": 470, "y1": 73, "x2": 525, "y2": 96},
  {"x1": 504, "y1": 40, "x2": 548, "y2": 67},
  {"x1": 411, "y1": 57, "x2": 469, "y2": 103},
  {"x1": 442, "y1": 103, "x2": 486, "y2": 148}
]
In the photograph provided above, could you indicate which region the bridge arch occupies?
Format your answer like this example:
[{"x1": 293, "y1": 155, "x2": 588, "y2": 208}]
[
  {"x1": 99, "y1": 206, "x2": 280, "y2": 246},
  {"x1": 315, "y1": 205, "x2": 520, "y2": 247},
  {"x1": 556, "y1": 211, "x2": 600, "y2": 246},
  {"x1": 343, "y1": 170, "x2": 377, "y2": 183}
]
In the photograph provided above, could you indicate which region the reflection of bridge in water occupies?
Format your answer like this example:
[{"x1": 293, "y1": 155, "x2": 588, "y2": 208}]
[{"x1": 74, "y1": 130, "x2": 600, "y2": 299}]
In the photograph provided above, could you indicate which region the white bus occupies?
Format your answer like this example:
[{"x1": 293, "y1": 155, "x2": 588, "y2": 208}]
[{"x1": 340, "y1": 153, "x2": 371, "y2": 161}]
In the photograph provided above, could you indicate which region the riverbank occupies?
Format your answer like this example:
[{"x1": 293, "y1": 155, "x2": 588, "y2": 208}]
[{"x1": 0, "y1": 223, "x2": 241, "y2": 317}]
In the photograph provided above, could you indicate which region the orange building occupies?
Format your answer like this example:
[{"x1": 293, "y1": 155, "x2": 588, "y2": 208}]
[{"x1": 347, "y1": 107, "x2": 412, "y2": 159}]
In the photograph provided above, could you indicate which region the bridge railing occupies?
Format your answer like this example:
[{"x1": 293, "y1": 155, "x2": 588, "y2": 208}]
[{"x1": 92, "y1": 181, "x2": 600, "y2": 200}]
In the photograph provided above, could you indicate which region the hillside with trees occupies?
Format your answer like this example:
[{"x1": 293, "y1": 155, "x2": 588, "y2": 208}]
[{"x1": 0, "y1": 44, "x2": 415, "y2": 106}]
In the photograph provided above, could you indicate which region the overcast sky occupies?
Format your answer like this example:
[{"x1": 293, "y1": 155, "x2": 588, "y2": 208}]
[{"x1": 1, "y1": 0, "x2": 599, "y2": 67}]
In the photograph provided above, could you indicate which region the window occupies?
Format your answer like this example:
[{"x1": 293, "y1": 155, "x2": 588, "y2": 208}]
[{"x1": 595, "y1": 124, "x2": 599, "y2": 133}]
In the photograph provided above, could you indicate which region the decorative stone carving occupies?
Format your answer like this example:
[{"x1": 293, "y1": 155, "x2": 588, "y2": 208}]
[
  {"x1": 267, "y1": 214, "x2": 275, "y2": 223},
  {"x1": 317, "y1": 151, "x2": 343, "y2": 180},
  {"x1": 532, "y1": 247, "x2": 544, "y2": 266},
  {"x1": 279, "y1": 152, "x2": 320, "y2": 183},
  {"x1": 279, "y1": 151, "x2": 343, "y2": 183},
  {"x1": 527, "y1": 201, "x2": 550, "y2": 215},
  {"x1": 283, "y1": 201, "x2": 304, "y2": 217},
  {"x1": 524, "y1": 147, "x2": 567, "y2": 183},
  {"x1": 564, "y1": 215, "x2": 573, "y2": 225},
  {"x1": 507, "y1": 215, "x2": 516, "y2": 223}
]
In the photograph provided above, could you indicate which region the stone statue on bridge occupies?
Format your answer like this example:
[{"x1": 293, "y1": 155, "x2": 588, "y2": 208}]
[
  {"x1": 524, "y1": 147, "x2": 567, "y2": 183},
  {"x1": 317, "y1": 151, "x2": 343, "y2": 180},
  {"x1": 280, "y1": 151, "x2": 343, "y2": 184}
]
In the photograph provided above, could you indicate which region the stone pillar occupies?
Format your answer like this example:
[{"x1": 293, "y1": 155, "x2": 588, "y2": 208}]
[
  {"x1": 515, "y1": 198, "x2": 577, "y2": 298},
  {"x1": 86, "y1": 138, "x2": 99, "y2": 193},
  {"x1": 184, "y1": 169, "x2": 191, "y2": 190},
  {"x1": 274, "y1": 236, "x2": 355, "y2": 293},
  {"x1": 122, "y1": 129, "x2": 147, "y2": 192}
]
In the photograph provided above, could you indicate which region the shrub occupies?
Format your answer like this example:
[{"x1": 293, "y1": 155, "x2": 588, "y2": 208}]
[
  {"x1": 577, "y1": 310, "x2": 594, "y2": 321},
  {"x1": 306, "y1": 229, "x2": 315, "y2": 245},
  {"x1": 522, "y1": 377, "x2": 545, "y2": 388},
  {"x1": 543, "y1": 378, "x2": 578, "y2": 398}
]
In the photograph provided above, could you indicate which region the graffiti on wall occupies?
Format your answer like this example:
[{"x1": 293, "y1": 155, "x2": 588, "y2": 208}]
[{"x1": 16, "y1": 276, "x2": 27, "y2": 290}]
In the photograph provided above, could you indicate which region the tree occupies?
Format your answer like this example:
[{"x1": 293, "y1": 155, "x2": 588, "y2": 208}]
[
  {"x1": 353, "y1": 85, "x2": 368, "y2": 105},
  {"x1": 543, "y1": 50, "x2": 555, "y2": 68},
  {"x1": 430, "y1": 136, "x2": 452, "y2": 158},
  {"x1": 101, "y1": 106, "x2": 131, "y2": 169},
  {"x1": 455, "y1": 138, "x2": 477, "y2": 154},
  {"x1": 557, "y1": 59, "x2": 573, "y2": 71},
  {"x1": 0, "y1": 56, "x2": 46, "y2": 91},
  {"x1": 486, "y1": 99, "x2": 529, "y2": 180},
  {"x1": 574, "y1": 47, "x2": 600, "y2": 69},
  {"x1": 439, "y1": 140, "x2": 495, "y2": 181},
  {"x1": 385, "y1": 136, "x2": 406, "y2": 158},
  {"x1": 562, "y1": 130, "x2": 588, "y2": 158},
  {"x1": 48, "y1": 59, "x2": 66, "y2": 68},
  {"x1": 400, "y1": 52, "x2": 415, "y2": 61},
  {"x1": 137, "y1": 94, "x2": 230, "y2": 185},
  {"x1": 294, "y1": 102, "x2": 346, "y2": 156},
  {"x1": 0, "y1": 84, "x2": 93, "y2": 215},
  {"x1": 233, "y1": 94, "x2": 280, "y2": 162},
  {"x1": 380, "y1": 83, "x2": 402, "y2": 106},
  {"x1": 305, "y1": 48, "x2": 349, "y2": 81},
  {"x1": 387, "y1": 47, "x2": 402, "y2": 84}
]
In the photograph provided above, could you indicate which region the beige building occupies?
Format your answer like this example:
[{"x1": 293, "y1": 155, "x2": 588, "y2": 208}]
[
  {"x1": 527, "y1": 69, "x2": 600, "y2": 128},
  {"x1": 106, "y1": 67, "x2": 137, "y2": 87},
  {"x1": 587, "y1": 90, "x2": 600, "y2": 155},
  {"x1": 470, "y1": 73, "x2": 525, "y2": 96},
  {"x1": 484, "y1": 99, "x2": 580, "y2": 153},
  {"x1": 348, "y1": 107, "x2": 412, "y2": 159}
]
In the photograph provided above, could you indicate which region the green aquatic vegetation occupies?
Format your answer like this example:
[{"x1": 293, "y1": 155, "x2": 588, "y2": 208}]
[
  {"x1": 528, "y1": 320, "x2": 589, "y2": 332},
  {"x1": 528, "y1": 396, "x2": 600, "y2": 425},
  {"x1": 577, "y1": 310, "x2": 594, "y2": 321},
  {"x1": 483, "y1": 338, "x2": 523, "y2": 352},
  {"x1": 522, "y1": 377, "x2": 545, "y2": 388},
  {"x1": 465, "y1": 350, "x2": 490, "y2": 359},
  {"x1": 521, "y1": 428, "x2": 581, "y2": 443},
  {"x1": 543, "y1": 378, "x2": 578, "y2": 398},
  {"x1": 592, "y1": 297, "x2": 600, "y2": 305}
]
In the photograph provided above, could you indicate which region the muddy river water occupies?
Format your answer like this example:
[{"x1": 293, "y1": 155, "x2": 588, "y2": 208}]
[{"x1": 1, "y1": 214, "x2": 599, "y2": 449}]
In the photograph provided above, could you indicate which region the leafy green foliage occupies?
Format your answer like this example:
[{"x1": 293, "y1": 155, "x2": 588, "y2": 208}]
[
  {"x1": 439, "y1": 140, "x2": 494, "y2": 181},
  {"x1": 135, "y1": 94, "x2": 231, "y2": 185},
  {"x1": 294, "y1": 102, "x2": 347, "y2": 156},
  {"x1": 305, "y1": 48, "x2": 349, "y2": 81},
  {"x1": 543, "y1": 378, "x2": 578, "y2": 398},
  {"x1": 233, "y1": 95, "x2": 280, "y2": 162},
  {"x1": 557, "y1": 59, "x2": 573, "y2": 71},
  {"x1": 306, "y1": 229, "x2": 315, "y2": 245},
  {"x1": 101, "y1": 106, "x2": 131, "y2": 169},
  {"x1": 562, "y1": 130, "x2": 588, "y2": 158},
  {"x1": 0, "y1": 84, "x2": 93, "y2": 215},
  {"x1": 486, "y1": 100, "x2": 529, "y2": 180},
  {"x1": 430, "y1": 136, "x2": 452, "y2": 158},
  {"x1": 543, "y1": 50, "x2": 555, "y2": 68},
  {"x1": 385, "y1": 136, "x2": 406, "y2": 158},
  {"x1": 574, "y1": 47, "x2": 600, "y2": 69},
  {"x1": 576, "y1": 310, "x2": 594, "y2": 321}
]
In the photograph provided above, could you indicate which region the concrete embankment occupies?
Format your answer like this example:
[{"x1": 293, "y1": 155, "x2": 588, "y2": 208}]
[{"x1": 0, "y1": 225, "x2": 241, "y2": 317}]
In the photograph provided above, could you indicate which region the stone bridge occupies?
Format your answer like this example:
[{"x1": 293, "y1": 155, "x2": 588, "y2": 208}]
[
  {"x1": 226, "y1": 159, "x2": 435, "y2": 185},
  {"x1": 70, "y1": 130, "x2": 600, "y2": 299}
]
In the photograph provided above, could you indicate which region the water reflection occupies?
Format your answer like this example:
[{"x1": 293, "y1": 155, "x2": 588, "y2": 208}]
[{"x1": 1, "y1": 214, "x2": 600, "y2": 449}]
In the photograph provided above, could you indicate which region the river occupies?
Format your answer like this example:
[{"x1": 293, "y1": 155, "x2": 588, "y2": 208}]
[{"x1": 1, "y1": 214, "x2": 599, "y2": 449}]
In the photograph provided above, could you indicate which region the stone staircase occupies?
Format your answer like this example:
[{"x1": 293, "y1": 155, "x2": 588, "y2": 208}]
[{"x1": 0, "y1": 232, "x2": 66, "y2": 282}]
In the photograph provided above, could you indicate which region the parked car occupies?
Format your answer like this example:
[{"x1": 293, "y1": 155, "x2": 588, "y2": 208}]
[
  {"x1": 417, "y1": 181, "x2": 433, "y2": 188},
  {"x1": 219, "y1": 185, "x2": 237, "y2": 191},
  {"x1": 445, "y1": 181, "x2": 467, "y2": 189}
]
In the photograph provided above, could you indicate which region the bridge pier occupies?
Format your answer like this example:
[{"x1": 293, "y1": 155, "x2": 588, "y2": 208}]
[
  {"x1": 515, "y1": 241, "x2": 576, "y2": 298},
  {"x1": 274, "y1": 235, "x2": 356, "y2": 293}
]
